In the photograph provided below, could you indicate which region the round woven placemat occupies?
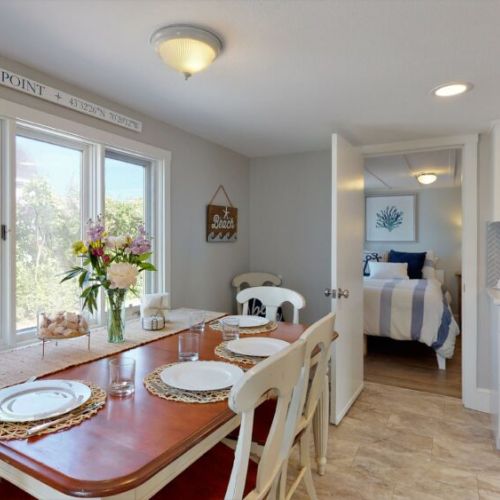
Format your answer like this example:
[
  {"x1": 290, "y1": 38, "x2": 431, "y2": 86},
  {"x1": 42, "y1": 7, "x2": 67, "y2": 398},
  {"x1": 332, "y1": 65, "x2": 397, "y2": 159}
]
[
  {"x1": 0, "y1": 382, "x2": 106, "y2": 441},
  {"x1": 209, "y1": 320, "x2": 278, "y2": 335},
  {"x1": 215, "y1": 341, "x2": 263, "y2": 366},
  {"x1": 144, "y1": 363, "x2": 231, "y2": 403}
]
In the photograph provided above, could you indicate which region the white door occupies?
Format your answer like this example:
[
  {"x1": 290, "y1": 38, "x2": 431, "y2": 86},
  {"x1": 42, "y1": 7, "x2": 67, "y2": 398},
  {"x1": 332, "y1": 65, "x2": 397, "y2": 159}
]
[{"x1": 328, "y1": 134, "x2": 364, "y2": 424}]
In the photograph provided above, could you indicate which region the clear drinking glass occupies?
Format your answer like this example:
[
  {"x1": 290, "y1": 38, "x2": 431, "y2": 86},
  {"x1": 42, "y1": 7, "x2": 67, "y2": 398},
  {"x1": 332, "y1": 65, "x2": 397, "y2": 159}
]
[
  {"x1": 178, "y1": 332, "x2": 200, "y2": 361},
  {"x1": 189, "y1": 311, "x2": 205, "y2": 333},
  {"x1": 108, "y1": 357, "x2": 135, "y2": 397},
  {"x1": 222, "y1": 317, "x2": 240, "y2": 341}
]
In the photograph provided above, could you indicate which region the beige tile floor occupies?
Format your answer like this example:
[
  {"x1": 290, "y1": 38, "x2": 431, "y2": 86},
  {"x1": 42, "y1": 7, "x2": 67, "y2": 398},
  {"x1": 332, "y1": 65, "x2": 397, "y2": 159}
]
[{"x1": 289, "y1": 382, "x2": 500, "y2": 500}]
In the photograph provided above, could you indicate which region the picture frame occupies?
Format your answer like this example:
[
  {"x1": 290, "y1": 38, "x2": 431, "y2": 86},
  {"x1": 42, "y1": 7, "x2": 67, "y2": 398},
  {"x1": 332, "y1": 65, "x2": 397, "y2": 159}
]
[{"x1": 365, "y1": 194, "x2": 416, "y2": 242}]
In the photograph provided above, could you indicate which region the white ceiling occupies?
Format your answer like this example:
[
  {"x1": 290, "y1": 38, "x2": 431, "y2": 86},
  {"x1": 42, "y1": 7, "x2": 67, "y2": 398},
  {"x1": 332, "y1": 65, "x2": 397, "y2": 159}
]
[
  {"x1": 365, "y1": 149, "x2": 461, "y2": 191},
  {"x1": 0, "y1": 0, "x2": 499, "y2": 157}
]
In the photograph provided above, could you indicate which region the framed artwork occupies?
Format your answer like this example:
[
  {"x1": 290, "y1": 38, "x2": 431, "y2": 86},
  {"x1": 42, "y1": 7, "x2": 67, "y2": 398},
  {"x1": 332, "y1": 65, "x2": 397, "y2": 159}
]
[{"x1": 365, "y1": 194, "x2": 416, "y2": 242}]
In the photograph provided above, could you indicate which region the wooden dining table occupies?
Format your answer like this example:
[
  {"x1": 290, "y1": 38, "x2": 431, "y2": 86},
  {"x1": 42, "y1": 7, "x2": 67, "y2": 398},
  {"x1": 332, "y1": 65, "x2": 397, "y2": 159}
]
[{"x1": 0, "y1": 320, "x2": 330, "y2": 500}]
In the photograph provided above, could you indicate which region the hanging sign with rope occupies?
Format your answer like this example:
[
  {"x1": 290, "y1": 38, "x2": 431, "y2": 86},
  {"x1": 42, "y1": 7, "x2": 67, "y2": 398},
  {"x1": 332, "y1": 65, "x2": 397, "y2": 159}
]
[{"x1": 206, "y1": 185, "x2": 238, "y2": 242}]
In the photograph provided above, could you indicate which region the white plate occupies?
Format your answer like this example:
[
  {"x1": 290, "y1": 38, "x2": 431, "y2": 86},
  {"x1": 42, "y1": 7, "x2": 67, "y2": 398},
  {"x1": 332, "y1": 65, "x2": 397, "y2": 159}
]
[
  {"x1": 222, "y1": 315, "x2": 269, "y2": 328},
  {"x1": 160, "y1": 361, "x2": 244, "y2": 392},
  {"x1": 0, "y1": 380, "x2": 92, "y2": 423},
  {"x1": 226, "y1": 338, "x2": 290, "y2": 358}
]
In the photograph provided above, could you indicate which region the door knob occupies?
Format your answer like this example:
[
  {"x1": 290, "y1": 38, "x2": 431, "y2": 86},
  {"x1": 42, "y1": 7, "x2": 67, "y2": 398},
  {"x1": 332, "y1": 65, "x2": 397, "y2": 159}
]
[{"x1": 324, "y1": 288, "x2": 350, "y2": 299}]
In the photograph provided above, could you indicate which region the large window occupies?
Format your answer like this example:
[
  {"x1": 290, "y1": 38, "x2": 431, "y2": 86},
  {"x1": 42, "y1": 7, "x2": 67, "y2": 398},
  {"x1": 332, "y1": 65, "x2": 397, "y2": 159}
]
[{"x1": 0, "y1": 112, "x2": 169, "y2": 349}]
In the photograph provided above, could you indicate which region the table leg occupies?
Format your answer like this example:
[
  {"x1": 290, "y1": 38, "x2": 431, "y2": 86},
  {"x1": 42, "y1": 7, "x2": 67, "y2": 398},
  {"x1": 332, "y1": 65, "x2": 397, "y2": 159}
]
[{"x1": 313, "y1": 374, "x2": 329, "y2": 475}]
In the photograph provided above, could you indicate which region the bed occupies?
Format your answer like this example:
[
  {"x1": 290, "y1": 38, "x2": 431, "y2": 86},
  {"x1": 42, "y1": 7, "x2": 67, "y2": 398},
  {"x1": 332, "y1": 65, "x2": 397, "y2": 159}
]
[{"x1": 363, "y1": 250, "x2": 460, "y2": 370}]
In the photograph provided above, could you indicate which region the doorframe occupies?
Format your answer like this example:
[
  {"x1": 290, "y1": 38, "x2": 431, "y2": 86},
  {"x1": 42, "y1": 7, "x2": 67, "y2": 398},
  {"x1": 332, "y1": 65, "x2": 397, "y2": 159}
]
[{"x1": 361, "y1": 134, "x2": 482, "y2": 412}]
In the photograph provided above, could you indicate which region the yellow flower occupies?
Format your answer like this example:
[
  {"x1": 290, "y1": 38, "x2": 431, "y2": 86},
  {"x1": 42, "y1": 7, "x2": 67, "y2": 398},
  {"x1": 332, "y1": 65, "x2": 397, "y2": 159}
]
[{"x1": 72, "y1": 241, "x2": 88, "y2": 255}]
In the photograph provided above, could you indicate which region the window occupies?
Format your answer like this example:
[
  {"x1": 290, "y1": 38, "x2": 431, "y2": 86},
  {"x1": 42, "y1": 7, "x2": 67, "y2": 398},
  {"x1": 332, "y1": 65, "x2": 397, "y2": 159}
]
[
  {"x1": 105, "y1": 151, "x2": 150, "y2": 306},
  {"x1": 0, "y1": 109, "x2": 170, "y2": 349},
  {"x1": 15, "y1": 133, "x2": 83, "y2": 332}
]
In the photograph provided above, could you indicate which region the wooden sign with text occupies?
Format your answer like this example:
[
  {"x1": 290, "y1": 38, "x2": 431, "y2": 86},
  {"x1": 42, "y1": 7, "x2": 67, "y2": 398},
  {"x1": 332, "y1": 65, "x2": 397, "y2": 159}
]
[{"x1": 206, "y1": 205, "x2": 238, "y2": 242}]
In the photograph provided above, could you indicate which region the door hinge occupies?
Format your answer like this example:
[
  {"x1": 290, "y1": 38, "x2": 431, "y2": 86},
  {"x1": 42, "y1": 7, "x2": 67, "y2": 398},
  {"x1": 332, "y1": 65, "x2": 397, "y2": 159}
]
[{"x1": 1, "y1": 225, "x2": 7, "y2": 241}]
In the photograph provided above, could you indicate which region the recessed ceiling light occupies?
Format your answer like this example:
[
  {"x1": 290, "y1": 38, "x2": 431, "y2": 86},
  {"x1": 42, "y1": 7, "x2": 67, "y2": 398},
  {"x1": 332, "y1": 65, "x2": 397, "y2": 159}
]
[
  {"x1": 432, "y1": 82, "x2": 472, "y2": 97},
  {"x1": 417, "y1": 173, "x2": 437, "y2": 185},
  {"x1": 150, "y1": 24, "x2": 223, "y2": 80}
]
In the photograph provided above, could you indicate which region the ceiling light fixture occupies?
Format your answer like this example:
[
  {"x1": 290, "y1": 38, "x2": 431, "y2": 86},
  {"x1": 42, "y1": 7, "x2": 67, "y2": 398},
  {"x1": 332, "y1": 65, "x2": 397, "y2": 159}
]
[
  {"x1": 432, "y1": 82, "x2": 472, "y2": 97},
  {"x1": 150, "y1": 24, "x2": 223, "y2": 80},
  {"x1": 417, "y1": 173, "x2": 437, "y2": 185}
]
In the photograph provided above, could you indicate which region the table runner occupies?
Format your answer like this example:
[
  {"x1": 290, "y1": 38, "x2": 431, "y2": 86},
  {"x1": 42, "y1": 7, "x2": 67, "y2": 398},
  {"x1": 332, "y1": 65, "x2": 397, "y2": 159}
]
[{"x1": 0, "y1": 308, "x2": 224, "y2": 389}]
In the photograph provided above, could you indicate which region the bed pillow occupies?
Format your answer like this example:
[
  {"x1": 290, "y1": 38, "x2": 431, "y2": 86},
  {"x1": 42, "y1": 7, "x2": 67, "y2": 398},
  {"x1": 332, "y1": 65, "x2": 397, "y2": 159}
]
[
  {"x1": 388, "y1": 250, "x2": 426, "y2": 279},
  {"x1": 362, "y1": 251, "x2": 382, "y2": 276},
  {"x1": 422, "y1": 250, "x2": 438, "y2": 280},
  {"x1": 368, "y1": 262, "x2": 409, "y2": 279}
]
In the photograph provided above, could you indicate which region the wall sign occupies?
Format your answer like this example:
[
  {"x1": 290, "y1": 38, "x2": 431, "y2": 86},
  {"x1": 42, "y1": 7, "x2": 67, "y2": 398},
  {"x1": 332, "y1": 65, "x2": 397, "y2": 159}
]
[
  {"x1": 206, "y1": 185, "x2": 238, "y2": 242},
  {"x1": 0, "y1": 67, "x2": 142, "y2": 132}
]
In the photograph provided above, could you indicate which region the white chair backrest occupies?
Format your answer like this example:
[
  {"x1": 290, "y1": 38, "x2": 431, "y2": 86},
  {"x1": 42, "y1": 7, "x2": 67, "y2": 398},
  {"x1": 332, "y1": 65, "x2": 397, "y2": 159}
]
[
  {"x1": 225, "y1": 339, "x2": 306, "y2": 500},
  {"x1": 236, "y1": 286, "x2": 306, "y2": 324},
  {"x1": 232, "y1": 273, "x2": 282, "y2": 314},
  {"x1": 296, "y1": 313, "x2": 335, "y2": 428}
]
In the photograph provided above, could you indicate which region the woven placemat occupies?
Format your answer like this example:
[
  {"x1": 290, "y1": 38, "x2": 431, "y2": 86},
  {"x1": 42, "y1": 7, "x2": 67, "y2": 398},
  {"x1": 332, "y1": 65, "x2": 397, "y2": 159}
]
[
  {"x1": 209, "y1": 320, "x2": 278, "y2": 335},
  {"x1": 215, "y1": 341, "x2": 263, "y2": 366},
  {"x1": 0, "y1": 382, "x2": 106, "y2": 441},
  {"x1": 144, "y1": 363, "x2": 231, "y2": 403}
]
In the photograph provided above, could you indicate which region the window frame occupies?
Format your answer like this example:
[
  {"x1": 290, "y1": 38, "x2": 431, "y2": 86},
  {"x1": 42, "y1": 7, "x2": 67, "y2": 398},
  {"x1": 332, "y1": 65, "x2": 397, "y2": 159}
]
[{"x1": 0, "y1": 98, "x2": 171, "y2": 349}]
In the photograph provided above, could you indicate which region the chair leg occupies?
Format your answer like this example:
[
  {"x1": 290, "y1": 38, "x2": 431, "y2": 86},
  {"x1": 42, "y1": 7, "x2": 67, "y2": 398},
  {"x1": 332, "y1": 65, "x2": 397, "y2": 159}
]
[
  {"x1": 299, "y1": 429, "x2": 318, "y2": 500},
  {"x1": 313, "y1": 374, "x2": 329, "y2": 475}
]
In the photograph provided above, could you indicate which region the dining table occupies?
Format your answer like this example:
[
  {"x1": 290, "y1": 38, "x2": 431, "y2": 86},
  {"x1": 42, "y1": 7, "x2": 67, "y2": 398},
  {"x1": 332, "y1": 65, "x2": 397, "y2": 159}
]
[{"x1": 0, "y1": 319, "x2": 330, "y2": 500}]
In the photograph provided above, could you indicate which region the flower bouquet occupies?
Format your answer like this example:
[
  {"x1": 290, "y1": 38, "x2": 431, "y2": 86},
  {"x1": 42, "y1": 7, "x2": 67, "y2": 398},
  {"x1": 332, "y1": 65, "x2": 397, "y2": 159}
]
[{"x1": 62, "y1": 217, "x2": 156, "y2": 343}]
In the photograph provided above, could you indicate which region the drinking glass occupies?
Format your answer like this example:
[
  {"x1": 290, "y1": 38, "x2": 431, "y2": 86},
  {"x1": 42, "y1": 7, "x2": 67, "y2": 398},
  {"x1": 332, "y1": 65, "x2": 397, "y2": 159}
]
[
  {"x1": 178, "y1": 332, "x2": 200, "y2": 361},
  {"x1": 189, "y1": 311, "x2": 205, "y2": 333},
  {"x1": 222, "y1": 317, "x2": 240, "y2": 341},
  {"x1": 108, "y1": 357, "x2": 135, "y2": 397}
]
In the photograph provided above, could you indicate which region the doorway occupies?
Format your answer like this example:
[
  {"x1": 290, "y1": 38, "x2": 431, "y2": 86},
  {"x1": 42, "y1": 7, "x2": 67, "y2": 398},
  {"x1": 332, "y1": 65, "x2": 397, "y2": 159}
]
[{"x1": 362, "y1": 148, "x2": 462, "y2": 398}]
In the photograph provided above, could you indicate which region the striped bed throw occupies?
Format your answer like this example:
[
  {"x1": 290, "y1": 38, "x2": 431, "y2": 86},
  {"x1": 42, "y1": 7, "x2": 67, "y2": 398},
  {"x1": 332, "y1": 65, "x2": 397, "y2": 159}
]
[{"x1": 364, "y1": 278, "x2": 460, "y2": 358}]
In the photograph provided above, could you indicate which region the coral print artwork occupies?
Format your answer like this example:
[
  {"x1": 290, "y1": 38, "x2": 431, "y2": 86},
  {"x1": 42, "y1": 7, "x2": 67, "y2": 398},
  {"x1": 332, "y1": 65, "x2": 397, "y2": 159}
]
[{"x1": 366, "y1": 195, "x2": 416, "y2": 242}]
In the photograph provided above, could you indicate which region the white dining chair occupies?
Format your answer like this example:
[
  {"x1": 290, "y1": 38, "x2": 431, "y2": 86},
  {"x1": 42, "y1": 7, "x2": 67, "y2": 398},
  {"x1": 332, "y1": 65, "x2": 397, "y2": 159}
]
[
  {"x1": 236, "y1": 286, "x2": 306, "y2": 324},
  {"x1": 282, "y1": 312, "x2": 335, "y2": 500},
  {"x1": 154, "y1": 339, "x2": 306, "y2": 500},
  {"x1": 232, "y1": 272, "x2": 282, "y2": 314}
]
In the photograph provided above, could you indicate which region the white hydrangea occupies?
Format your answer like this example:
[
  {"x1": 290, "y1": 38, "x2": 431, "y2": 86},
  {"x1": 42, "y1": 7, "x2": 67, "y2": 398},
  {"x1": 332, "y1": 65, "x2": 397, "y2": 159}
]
[{"x1": 107, "y1": 262, "x2": 138, "y2": 289}]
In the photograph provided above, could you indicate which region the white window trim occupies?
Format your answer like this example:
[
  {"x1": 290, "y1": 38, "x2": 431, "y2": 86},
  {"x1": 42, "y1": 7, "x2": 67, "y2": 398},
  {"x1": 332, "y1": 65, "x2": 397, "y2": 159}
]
[{"x1": 0, "y1": 98, "x2": 172, "y2": 349}]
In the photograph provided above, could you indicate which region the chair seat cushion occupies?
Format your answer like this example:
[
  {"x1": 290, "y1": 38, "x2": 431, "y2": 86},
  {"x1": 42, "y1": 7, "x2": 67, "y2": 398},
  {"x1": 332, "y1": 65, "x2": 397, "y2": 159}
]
[
  {"x1": 0, "y1": 479, "x2": 34, "y2": 499},
  {"x1": 152, "y1": 442, "x2": 257, "y2": 499},
  {"x1": 228, "y1": 399, "x2": 276, "y2": 445}
]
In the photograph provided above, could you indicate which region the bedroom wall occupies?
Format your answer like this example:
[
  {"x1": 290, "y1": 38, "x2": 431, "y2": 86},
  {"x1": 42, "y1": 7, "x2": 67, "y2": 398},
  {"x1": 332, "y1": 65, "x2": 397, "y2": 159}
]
[
  {"x1": 0, "y1": 55, "x2": 250, "y2": 314},
  {"x1": 249, "y1": 150, "x2": 331, "y2": 325},
  {"x1": 365, "y1": 186, "x2": 462, "y2": 312}
]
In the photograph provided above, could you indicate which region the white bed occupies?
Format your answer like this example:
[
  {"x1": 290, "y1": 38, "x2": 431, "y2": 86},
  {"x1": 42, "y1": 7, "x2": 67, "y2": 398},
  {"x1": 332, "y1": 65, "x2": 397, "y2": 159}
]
[{"x1": 363, "y1": 266, "x2": 460, "y2": 370}]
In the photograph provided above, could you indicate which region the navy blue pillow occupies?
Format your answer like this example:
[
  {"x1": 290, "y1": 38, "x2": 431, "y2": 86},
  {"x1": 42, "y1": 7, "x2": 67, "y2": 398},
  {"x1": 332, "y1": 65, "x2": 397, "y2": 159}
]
[{"x1": 388, "y1": 250, "x2": 426, "y2": 279}]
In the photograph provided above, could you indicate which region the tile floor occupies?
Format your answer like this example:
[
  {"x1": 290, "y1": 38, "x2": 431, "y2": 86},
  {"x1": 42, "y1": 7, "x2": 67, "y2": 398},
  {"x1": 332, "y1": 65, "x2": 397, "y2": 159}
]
[{"x1": 289, "y1": 382, "x2": 500, "y2": 499}]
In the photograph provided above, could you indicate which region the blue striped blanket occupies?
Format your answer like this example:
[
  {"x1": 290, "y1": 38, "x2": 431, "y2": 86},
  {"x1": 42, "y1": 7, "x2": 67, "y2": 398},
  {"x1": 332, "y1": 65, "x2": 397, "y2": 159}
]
[{"x1": 363, "y1": 278, "x2": 459, "y2": 358}]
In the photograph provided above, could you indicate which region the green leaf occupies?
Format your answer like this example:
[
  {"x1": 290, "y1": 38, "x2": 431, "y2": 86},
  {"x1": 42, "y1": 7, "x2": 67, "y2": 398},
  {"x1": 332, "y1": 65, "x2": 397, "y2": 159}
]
[{"x1": 138, "y1": 262, "x2": 157, "y2": 271}]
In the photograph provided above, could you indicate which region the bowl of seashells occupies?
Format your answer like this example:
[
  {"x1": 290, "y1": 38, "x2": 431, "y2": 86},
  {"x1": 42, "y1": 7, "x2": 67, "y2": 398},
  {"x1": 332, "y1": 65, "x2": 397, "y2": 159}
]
[{"x1": 38, "y1": 311, "x2": 90, "y2": 339}]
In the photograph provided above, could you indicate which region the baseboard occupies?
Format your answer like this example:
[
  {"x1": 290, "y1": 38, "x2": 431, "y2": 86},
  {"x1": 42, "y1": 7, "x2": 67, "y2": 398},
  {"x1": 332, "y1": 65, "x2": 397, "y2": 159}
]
[
  {"x1": 334, "y1": 382, "x2": 364, "y2": 424},
  {"x1": 465, "y1": 387, "x2": 491, "y2": 414}
]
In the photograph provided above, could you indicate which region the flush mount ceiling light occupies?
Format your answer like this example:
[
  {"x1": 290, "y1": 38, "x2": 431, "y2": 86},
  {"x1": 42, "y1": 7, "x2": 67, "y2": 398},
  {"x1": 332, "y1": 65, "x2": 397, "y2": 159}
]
[
  {"x1": 417, "y1": 173, "x2": 437, "y2": 185},
  {"x1": 432, "y1": 82, "x2": 472, "y2": 97},
  {"x1": 150, "y1": 24, "x2": 223, "y2": 80}
]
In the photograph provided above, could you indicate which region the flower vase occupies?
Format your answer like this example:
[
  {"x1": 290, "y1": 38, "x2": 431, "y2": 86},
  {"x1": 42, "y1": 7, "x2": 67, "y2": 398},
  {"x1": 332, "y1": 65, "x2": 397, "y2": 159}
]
[{"x1": 107, "y1": 289, "x2": 126, "y2": 343}]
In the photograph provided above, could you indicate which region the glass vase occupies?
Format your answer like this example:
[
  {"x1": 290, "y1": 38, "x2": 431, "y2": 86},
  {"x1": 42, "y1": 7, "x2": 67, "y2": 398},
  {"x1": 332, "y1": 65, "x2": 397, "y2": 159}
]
[{"x1": 106, "y1": 289, "x2": 127, "y2": 344}]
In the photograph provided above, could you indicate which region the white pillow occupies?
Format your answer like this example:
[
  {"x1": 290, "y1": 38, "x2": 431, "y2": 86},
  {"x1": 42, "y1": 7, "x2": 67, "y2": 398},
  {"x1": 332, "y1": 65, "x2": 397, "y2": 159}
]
[
  {"x1": 422, "y1": 250, "x2": 439, "y2": 280},
  {"x1": 369, "y1": 262, "x2": 409, "y2": 279}
]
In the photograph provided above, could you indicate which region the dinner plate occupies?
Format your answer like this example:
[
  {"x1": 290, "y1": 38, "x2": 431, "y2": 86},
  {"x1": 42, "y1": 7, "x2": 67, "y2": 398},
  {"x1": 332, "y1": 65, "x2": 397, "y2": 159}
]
[
  {"x1": 0, "y1": 380, "x2": 92, "y2": 423},
  {"x1": 226, "y1": 338, "x2": 290, "y2": 358},
  {"x1": 222, "y1": 315, "x2": 269, "y2": 328},
  {"x1": 160, "y1": 361, "x2": 244, "y2": 392}
]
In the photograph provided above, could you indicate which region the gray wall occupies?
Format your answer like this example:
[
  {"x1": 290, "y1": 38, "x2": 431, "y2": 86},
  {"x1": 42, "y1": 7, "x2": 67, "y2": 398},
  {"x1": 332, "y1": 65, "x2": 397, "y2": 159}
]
[
  {"x1": 365, "y1": 187, "x2": 462, "y2": 311},
  {"x1": 0, "y1": 55, "x2": 250, "y2": 314},
  {"x1": 249, "y1": 151, "x2": 331, "y2": 325}
]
